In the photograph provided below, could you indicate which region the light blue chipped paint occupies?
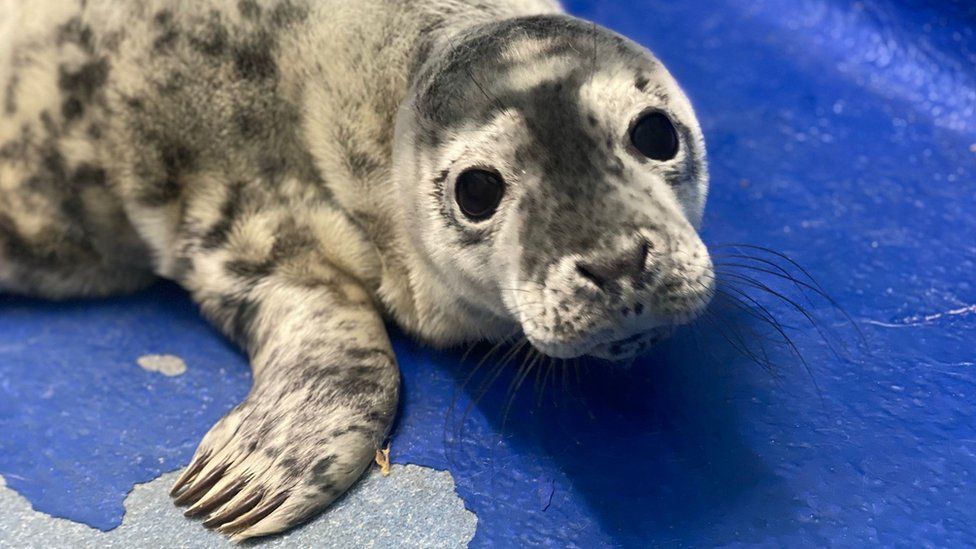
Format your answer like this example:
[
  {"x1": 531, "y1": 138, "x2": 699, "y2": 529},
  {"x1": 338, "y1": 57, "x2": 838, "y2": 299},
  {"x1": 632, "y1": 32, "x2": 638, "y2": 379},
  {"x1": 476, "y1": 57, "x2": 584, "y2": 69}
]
[
  {"x1": 137, "y1": 354, "x2": 187, "y2": 377},
  {"x1": 0, "y1": 465, "x2": 476, "y2": 548}
]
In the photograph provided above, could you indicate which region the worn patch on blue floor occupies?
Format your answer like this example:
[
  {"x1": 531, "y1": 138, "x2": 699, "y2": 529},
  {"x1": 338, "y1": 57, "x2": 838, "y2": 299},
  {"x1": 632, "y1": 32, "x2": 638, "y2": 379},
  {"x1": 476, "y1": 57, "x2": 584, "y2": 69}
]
[
  {"x1": 0, "y1": 465, "x2": 476, "y2": 547},
  {"x1": 1, "y1": 0, "x2": 975, "y2": 547}
]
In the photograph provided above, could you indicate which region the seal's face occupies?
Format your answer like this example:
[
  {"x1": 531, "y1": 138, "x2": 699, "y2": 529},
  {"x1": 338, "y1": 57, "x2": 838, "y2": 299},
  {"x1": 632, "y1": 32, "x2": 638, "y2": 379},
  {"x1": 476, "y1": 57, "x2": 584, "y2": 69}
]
[{"x1": 396, "y1": 16, "x2": 714, "y2": 360}]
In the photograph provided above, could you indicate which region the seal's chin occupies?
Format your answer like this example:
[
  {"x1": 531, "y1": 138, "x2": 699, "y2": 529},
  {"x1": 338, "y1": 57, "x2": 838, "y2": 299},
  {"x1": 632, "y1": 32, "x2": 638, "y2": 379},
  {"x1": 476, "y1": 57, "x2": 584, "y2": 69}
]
[
  {"x1": 525, "y1": 326, "x2": 675, "y2": 361},
  {"x1": 585, "y1": 326, "x2": 674, "y2": 361}
]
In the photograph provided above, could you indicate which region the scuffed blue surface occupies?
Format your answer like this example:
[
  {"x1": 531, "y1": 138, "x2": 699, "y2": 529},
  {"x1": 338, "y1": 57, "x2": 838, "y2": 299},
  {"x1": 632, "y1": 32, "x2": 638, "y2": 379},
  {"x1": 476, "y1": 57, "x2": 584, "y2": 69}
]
[{"x1": 1, "y1": 0, "x2": 975, "y2": 546}]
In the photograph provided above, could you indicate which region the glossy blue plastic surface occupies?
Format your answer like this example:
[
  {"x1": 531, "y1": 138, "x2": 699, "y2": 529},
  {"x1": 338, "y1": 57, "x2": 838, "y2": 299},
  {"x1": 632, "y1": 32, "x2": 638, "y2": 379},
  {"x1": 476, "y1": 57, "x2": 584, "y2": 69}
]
[{"x1": 1, "y1": 0, "x2": 974, "y2": 546}]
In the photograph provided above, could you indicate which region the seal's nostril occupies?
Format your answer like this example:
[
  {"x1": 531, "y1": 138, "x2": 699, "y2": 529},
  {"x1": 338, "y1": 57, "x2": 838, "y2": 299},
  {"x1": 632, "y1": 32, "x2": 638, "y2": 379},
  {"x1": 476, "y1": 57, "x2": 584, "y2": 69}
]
[
  {"x1": 636, "y1": 239, "x2": 651, "y2": 272},
  {"x1": 576, "y1": 238, "x2": 650, "y2": 290},
  {"x1": 576, "y1": 262, "x2": 608, "y2": 289}
]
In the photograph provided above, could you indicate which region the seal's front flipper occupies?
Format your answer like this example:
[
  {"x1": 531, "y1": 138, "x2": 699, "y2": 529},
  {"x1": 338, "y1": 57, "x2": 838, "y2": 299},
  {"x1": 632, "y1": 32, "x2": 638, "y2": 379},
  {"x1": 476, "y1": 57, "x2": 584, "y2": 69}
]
[{"x1": 170, "y1": 265, "x2": 399, "y2": 541}]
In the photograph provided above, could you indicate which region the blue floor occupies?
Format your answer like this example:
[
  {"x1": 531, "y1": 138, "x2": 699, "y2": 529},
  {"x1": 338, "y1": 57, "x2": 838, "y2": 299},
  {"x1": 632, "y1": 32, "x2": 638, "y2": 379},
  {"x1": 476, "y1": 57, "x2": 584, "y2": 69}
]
[{"x1": 2, "y1": 0, "x2": 975, "y2": 546}]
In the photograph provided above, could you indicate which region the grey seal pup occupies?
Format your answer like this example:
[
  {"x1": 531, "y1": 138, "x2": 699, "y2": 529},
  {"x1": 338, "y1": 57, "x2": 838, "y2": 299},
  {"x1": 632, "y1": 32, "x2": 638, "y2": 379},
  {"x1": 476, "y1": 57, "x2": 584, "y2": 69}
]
[{"x1": 0, "y1": 0, "x2": 713, "y2": 539}]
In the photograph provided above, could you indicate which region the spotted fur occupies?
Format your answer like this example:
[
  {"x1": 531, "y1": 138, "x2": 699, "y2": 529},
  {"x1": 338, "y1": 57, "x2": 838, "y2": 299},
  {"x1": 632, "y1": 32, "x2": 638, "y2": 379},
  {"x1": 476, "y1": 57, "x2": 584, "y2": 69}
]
[{"x1": 0, "y1": 0, "x2": 711, "y2": 539}]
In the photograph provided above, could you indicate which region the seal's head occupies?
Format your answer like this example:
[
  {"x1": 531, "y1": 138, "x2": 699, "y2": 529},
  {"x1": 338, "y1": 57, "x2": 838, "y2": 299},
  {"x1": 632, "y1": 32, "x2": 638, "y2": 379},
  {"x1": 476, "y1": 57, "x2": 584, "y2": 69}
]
[{"x1": 394, "y1": 15, "x2": 714, "y2": 360}]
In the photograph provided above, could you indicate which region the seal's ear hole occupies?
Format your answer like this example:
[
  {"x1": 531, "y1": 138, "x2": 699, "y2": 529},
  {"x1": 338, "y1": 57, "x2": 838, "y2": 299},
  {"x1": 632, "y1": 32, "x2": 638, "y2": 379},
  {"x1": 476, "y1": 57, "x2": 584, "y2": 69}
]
[
  {"x1": 455, "y1": 169, "x2": 505, "y2": 221},
  {"x1": 630, "y1": 111, "x2": 679, "y2": 161}
]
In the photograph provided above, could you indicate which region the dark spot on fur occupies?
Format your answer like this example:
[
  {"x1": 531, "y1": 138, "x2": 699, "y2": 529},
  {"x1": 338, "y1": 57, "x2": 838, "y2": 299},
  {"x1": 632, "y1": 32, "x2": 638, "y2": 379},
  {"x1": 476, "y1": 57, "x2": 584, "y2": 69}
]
[
  {"x1": 154, "y1": 28, "x2": 179, "y2": 52},
  {"x1": 61, "y1": 97, "x2": 84, "y2": 120},
  {"x1": 635, "y1": 75, "x2": 650, "y2": 92},
  {"x1": 189, "y1": 14, "x2": 229, "y2": 57},
  {"x1": 219, "y1": 295, "x2": 262, "y2": 349},
  {"x1": 269, "y1": 224, "x2": 317, "y2": 259},
  {"x1": 234, "y1": 110, "x2": 264, "y2": 140},
  {"x1": 140, "y1": 141, "x2": 195, "y2": 205},
  {"x1": 0, "y1": 124, "x2": 31, "y2": 160},
  {"x1": 634, "y1": 302, "x2": 644, "y2": 315},
  {"x1": 346, "y1": 150, "x2": 382, "y2": 179},
  {"x1": 201, "y1": 184, "x2": 243, "y2": 249},
  {"x1": 345, "y1": 348, "x2": 395, "y2": 363},
  {"x1": 311, "y1": 455, "x2": 338, "y2": 485},
  {"x1": 258, "y1": 155, "x2": 290, "y2": 184},
  {"x1": 39, "y1": 110, "x2": 58, "y2": 136},
  {"x1": 333, "y1": 376, "x2": 384, "y2": 399},
  {"x1": 56, "y1": 17, "x2": 95, "y2": 54},
  {"x1": 270, "y1": 0, "x2": 309, "y2": 27},
  {"x1": 71, "y1": 163, "x2": 107, "y2": 187},
  {"x1": 152, "y1": 9, "x2": 181, "y2": 52},
  {"x1": 58, "y1": 59, "x2": 110, "y2": 103},
  {"x1": 157, "y1": 71, "x2": 186, "y2": 95},
  {"x1": 226, "y1": 258, "x2": 275, "y2": 280},
  {"x1": 330, "y1": 425, "x2": 372, "y2": 438},
  {"x1": 4, "y1": 75, "x2": 17, "y2": 115},
  {"x1": 433, "y1": 169, "x2": 450, "y2": 187},
  {"x1": 363, "y1": 409, "x2": 393, "y2": 426},
  {"x1": 233, "y1": 33, "x2": 278, "y2": 81},
  {"x1": 154, "y1": 10, "x2": 174, "y2": 27},
  {"x1": 238, "y1": 0, "x2": 262, "y2": 19},
  {"x1": 40, "y1": 146, "x2": 68, "y2": 185}
]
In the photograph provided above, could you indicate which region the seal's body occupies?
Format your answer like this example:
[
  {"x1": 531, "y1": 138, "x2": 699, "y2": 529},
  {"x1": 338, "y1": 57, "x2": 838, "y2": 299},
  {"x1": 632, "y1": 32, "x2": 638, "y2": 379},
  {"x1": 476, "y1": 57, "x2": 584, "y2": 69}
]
[{"x1": 1, "y1": 0, "x2": 714, "y2": 539}]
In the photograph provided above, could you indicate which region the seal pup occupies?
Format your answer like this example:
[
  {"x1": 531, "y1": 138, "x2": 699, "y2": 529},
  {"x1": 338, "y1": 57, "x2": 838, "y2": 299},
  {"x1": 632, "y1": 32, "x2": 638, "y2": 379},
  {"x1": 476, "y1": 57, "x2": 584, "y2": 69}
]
[{"x1": 0, "y1": 0, "x2": 713, "y2": 539}]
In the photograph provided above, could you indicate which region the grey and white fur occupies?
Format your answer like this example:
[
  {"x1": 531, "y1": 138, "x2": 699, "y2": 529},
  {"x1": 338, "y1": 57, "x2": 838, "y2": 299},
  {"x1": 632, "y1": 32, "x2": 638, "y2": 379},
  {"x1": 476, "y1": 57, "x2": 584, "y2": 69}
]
[{"x1": 0, "y1": 0, "x2": 714, "y2": 540}]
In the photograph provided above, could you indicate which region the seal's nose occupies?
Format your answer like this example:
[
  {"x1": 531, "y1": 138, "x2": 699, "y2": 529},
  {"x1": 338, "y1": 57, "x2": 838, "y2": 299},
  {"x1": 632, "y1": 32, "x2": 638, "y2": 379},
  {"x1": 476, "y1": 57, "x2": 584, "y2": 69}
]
[{"x1": 575, "y1": 238, "x2": 650, "y2": 290}]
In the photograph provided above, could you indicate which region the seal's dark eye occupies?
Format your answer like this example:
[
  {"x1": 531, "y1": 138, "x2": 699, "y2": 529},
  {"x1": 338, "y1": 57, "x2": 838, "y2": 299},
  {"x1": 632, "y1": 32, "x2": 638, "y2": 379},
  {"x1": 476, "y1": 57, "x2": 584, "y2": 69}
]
[
  {"x1": 455, "y1": 169, "x2": 505, "y2": 221},
  {"x1": 630, "y1": 112, "x2": 679, "y2": 161}
]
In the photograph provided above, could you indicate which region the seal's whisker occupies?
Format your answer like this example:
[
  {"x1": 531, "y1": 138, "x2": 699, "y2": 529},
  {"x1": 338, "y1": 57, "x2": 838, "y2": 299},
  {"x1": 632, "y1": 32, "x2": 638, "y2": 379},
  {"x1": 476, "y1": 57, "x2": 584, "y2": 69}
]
[
  {"x1": 699, "y1": 310, "x2": 778, "y2": 375},
  {"x1": 712, "y1": 280, "x2": 822, "y2": 395},
  {"x1": 457, "y1": 339, "x2": 531, "y2": 440},
  {"x1": 532, "y1": 349, "x2": 547, "y2": 406},
  {"x1": 714, "y1": 255, "x2": 830, "y2": 303},
  {"x1": 715, "y1": 259, "x2": 826, "y2": 318},
  {"x1": 709, "y1": 277, "x2": 804, "y2": 352},
  {"x1": 720, "y1": 271, "x2": 845, "y2": 365},
  {"x1": 445, "y1": 331, "x2": 523, "y2": 455},
  {"x1": 560, "y1": 357, "x2": 570, "y2": 405},
  {"x1": 681, "y1": 272, "x2": 804, "y2": 380},
  {"x1": 714, "y1": 243, "x2": 865, "y2": 339},
  {"x1": 538, "y1": 356, "x2": 558, "y2": 408},
  {"x1": 713, "y1": 254, "x2": 864, "y2": 348},
  {"x1": 500, "y1": 349, "x2": 544, "y2": 436},
  {"x1": 714, "y1": 243, "x2": 830, "y2": 295},
  {"x1": 459, "y1": 326, "x2": 519, "y2": 365},
  {"x1": 716, "y1": 261, "x2": 854, "y2": 358},
  {"x1": 712, "y1": 289, "x2": 799, "y2": 349},
  {"x1": 537, "y1": 357, "x2": 554, "y2": 409}
]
